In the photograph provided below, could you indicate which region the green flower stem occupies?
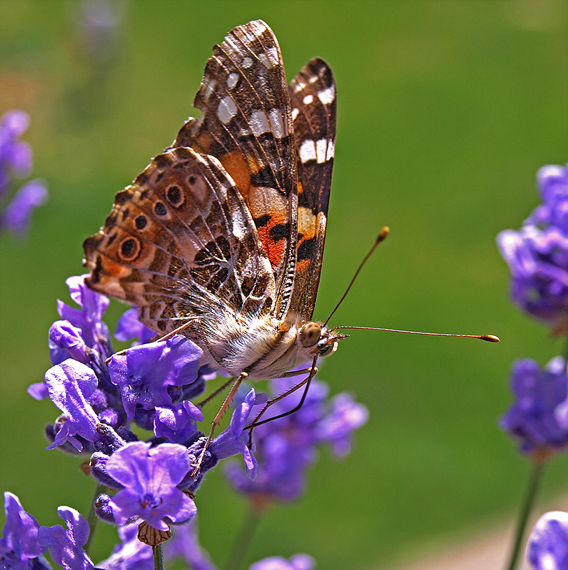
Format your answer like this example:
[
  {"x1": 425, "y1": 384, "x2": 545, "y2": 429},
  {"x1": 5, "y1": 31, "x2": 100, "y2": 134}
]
[
  {"x1": 504, "y1": 458, "x2": 546, "y2": 570},
  {"x1": 153, "y1": 543, "x2": 165, "y2": 570},
  {"x1": 225, "y1": 506, "x2": 263, "y2": 570},
  {"x1": 85, "y1": 483, "x2": 105, "y2": 554}
]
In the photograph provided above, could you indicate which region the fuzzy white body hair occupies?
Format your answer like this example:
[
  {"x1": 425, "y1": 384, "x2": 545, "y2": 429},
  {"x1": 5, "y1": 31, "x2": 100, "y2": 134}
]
[{"x1": 197, "y1": 307, "x2": 314, "y2": 380}]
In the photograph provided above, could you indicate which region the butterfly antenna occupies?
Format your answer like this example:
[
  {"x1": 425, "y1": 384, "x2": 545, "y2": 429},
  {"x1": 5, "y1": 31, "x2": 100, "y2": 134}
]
[
  {"x1": 324, "y1": 227, "x2": 390, "y2": 327},
  {"x1": 330, "y1": 325, "x2": 500, "y2": 343}
]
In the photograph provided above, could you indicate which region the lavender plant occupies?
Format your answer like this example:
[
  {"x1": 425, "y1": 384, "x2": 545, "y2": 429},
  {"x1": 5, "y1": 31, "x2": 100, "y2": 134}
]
[
  {"x1": 497, "y1": 164, "x2": 568, "y2": 570},
  {"x1": 1, "y1": 275, "x2": 368, "y2": 569}
]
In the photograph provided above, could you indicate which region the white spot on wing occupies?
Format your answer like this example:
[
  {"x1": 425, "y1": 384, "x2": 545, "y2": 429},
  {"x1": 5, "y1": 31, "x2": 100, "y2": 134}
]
[
  {"x1": 203, "y1": 80, "x2": 216, "y2": 101},
  {"x1": 318, "y1": 85, "x2": 335, "y2": 105},
  {"x1": 250, "y1": 110, "x2": 270, "y2": 136},
  {"x1": 227, "y1": 73, "x2": 239, "y2": 90},
  {"x1": 299, "y1": 138, "x2": 334, "y2": 164},
  {"x1": 242, "y1": 57, "x2": 253, "y2": 69},
  {"x1": 269, "y1": 108, "x2": 289, "y2": 138},
  {"x1": 299, "y1": 139, "x2": 316, "y2": 163},
  {"x1": 293, "y1": 80, "x2": 306, "y2": 93},
  {"x1": 303, "y1": 94, "x2": 314, "y2": 105},
  {"x1": 316, "y1": 139, "x2": 330, "y2": 163},
  {"x1": 267, "y1": 47, "x2": 279, "y2": 66},
  {"x1": 218, "y1": 96, "x2": 237, "y2": 124},
  {"x1": 233, "y1": 218, "x2": 245, "y2": 239}
]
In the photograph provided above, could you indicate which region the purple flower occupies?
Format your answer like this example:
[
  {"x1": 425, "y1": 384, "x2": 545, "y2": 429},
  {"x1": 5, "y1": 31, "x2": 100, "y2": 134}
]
[
  {"x1": 0, "y1": 110, "x2": 47, "y2": 237},
  {"x1": 225, "y1": 377, "x2": 368, "y2": 504},
  {"x1": 500, "y1": 357, "x2": 568, "y2": 455},
  {"x1": 57, "y1": 275, "x2": 113, "y2": 359},
  {"x1": 154, "y1": 401, "x2": 203, "y2": 444},
  {"x1": 497, "y1": 164, "x2": 568, "y2": 332},
  {"x1": 0, "y1": 179, "x2": 48, "y2": 236},
  {"x1": 165, "y1": 518, "x2": 217, "y2": 570},
  {"x1": 44, "y1": 360, "x2": 101, "y2": 451},
  {"x1": 37, "y1": 507, "x2": 94, "y2": 570},
  {"x1": 527, "y1": 511, "x2": 568, "y2": 570},
  {"x1": 0, "y1": 110, "x2": 32, "y2": 192},
  {"x1": 97, "y1": 523, "x2": 153, "y2": 570},
  {"x1": 0, "y1": 492, "x2": 47, "y2": 570},
  {"x1": 208, "y1": 388, "x2": 264, "y2": 476},
  {"x1": 106, "y1": 441, "x2": 196, "y2": 531},
  {"x1": 249, "y1": 554, "x2": 315, "y2": 570},
  {"x1": 108, "y1": 335, "x2": 202, "y2": 422},
  {"x1": 49, "y1": 320, "x2": 91, "y2": 365},
  {"x1": 115, "y1": 308, "x2": 156, "y2": 345}
]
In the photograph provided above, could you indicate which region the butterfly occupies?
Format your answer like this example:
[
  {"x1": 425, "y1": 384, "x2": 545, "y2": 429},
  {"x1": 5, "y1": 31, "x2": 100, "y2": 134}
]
[{"x1": 83, "y1": 20, "x2": 346, "y2": 450}]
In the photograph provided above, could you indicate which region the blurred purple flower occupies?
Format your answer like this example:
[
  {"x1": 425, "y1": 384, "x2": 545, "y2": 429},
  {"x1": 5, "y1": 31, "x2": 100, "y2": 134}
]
[
  {"x1": 500, "y1": 357, "x2": 568, "y2": 456},
  {"x1": 0, "y1": 110, "x2": 47, "y2": 237},
  {"x1": 105, "y1": 441, "x2": 196, "y2": 531},
  {"x1": 165, "y1": 518, "x2": 217, "y2": 570},
  {"x1": 225, "y1": 376, "x2": 368, "y2": 505},
  {"x1": 38, "y1": 506, "x2": 93, "y2": 570},
  {"x1": 108, "y1": 335, "x2": 202, "y2": 421},
  {"x1": 249, "y1": 554, "x2": 315, "y2": 570},
  {"x1": 0, "y1": 179, "x2": 48, "y2": 236},
  {"x1": 527, "y1": 511, "x2": 568, "y2": 570},
  {"x1": 97, "y1": 523, "x2": 153, "y2": 570},
  {"x1": 0, "y1": 492, "x2": 47, "y2": 570},
  {"x1": 497, "y1": 164, "x2": 568, "y2": 332}
]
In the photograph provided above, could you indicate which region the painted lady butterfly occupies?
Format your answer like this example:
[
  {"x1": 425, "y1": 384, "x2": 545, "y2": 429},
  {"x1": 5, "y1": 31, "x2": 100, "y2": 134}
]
[{"x1": 83, "y1": 20, "x2": 344, "y2": 441}]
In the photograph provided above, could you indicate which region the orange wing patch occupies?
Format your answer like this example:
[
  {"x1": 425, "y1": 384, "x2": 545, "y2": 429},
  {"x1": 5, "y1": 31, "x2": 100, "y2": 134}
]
[{"x1": 247, "y1": 185, "x2": 288, "y2": 269}]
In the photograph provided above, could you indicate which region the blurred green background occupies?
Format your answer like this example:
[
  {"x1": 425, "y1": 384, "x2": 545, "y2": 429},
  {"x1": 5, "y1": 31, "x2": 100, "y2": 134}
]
[{"x1": 1, "y1": 1, "x2": 567, "y2": 568}]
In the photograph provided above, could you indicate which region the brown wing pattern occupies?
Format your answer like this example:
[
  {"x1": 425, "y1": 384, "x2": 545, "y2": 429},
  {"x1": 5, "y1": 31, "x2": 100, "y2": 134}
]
[
  {"x1": 172, "y1": 20, "x2": 298, "y2": 318},
  {"x1": 83, "y1": 147, "x2": 276, "y2": 340},
  {"x1": 288, "y1": 58, "x2": 337, "y2": 319}
]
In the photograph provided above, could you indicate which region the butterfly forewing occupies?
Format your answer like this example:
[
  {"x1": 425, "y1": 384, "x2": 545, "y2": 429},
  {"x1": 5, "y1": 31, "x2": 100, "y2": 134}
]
[
  {"x1": 288, "y1": 58, "x2": 337, "y2": 319},
  {"x1": 172, "y1": 20, "x2": 298, "y2": 318},
  {"x1": 83, "y1": 147, "x2": 276, "y2": 340}
]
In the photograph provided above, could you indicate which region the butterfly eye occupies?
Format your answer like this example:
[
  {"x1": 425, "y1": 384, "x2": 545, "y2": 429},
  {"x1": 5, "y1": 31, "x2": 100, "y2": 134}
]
[{"x1": 299, "y1": 322, "x2": 322, "y2": 348}]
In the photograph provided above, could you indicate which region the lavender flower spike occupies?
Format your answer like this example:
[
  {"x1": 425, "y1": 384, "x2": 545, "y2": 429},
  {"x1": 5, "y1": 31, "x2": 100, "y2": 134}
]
[
  {"x1": 106, "y1": 441, "x2": 197, "y2": 531},
  {"x1": 497, "y1": 163, "x2": 568, "y2": 332},
  {"x1": 527, "y1": 511, "x2": 568, "y2": 570}
]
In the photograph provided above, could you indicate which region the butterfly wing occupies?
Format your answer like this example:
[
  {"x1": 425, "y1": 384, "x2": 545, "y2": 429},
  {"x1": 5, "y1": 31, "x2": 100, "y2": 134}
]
[
  {"x1": 172, "y1": 20, "x2": 298, "y2": 319},
  {"x1": 83, "y1": 147, "x2": 276, "y2": 342},
  {"x1": 287, "y1": 58, "x2": 337, "y2": 319}
]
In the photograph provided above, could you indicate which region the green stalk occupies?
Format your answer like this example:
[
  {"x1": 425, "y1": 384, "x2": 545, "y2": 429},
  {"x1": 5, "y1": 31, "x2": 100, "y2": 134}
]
[
  {"x1": 85, "y1": 483, "x2": 105, "y2": 554},
  {"x1": 504, "y1": 458, "x2": 545, "y2": 570},
  {"x1": 153, "y1": 543, "x2": 165, "y2": 570},
  {"x1": 225, "y1": 506, "x2": 263, "y2": 570}
]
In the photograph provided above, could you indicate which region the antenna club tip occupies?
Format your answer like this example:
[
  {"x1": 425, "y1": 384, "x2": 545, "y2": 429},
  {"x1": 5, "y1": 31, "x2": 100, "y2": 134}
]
[
  {"x1": 377, "y1": 226, "x2": 390, "y2": 242},
  {"x1": 481, "y1": 334, "x2": 500, "y2": 343}
]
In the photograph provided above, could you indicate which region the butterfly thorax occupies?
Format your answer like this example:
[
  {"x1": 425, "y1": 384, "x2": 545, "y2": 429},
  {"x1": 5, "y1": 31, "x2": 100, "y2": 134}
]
[{"x1": 196, "y1": 310, "x2": 339, "y2": 380}]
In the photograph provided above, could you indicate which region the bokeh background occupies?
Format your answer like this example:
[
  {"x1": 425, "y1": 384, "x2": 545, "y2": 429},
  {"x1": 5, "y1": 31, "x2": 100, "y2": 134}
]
[{"x1": 1, "y1": 1, "x2": 567, "y2": 569}]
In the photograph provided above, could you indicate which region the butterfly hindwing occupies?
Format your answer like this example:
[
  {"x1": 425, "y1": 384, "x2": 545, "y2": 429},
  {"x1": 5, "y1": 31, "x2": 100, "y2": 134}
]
[
  {"x1": 83, "y1": 147, "x2": 276, "y2": 339},
  {"x1": 288, "y1": 57, "x2": 337, "y2": 319},
  {"x1": 172, "y1": 20, "x2": 298, "y2": 318}
]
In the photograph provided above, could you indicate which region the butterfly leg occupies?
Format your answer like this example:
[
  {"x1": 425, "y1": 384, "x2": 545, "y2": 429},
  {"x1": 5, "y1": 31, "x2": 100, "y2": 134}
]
[
  {"x1": 191, "y1": 371, "x2": 248, "y2": 476},
  {"x1": 245, "y1": 357, "x2": 318, "y2": 448}
]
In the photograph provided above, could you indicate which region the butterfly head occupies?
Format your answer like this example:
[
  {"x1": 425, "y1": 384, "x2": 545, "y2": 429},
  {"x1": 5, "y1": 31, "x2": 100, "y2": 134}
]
[{"x1": 298, "y1": 321, "x2": 348, "y2": 359}]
